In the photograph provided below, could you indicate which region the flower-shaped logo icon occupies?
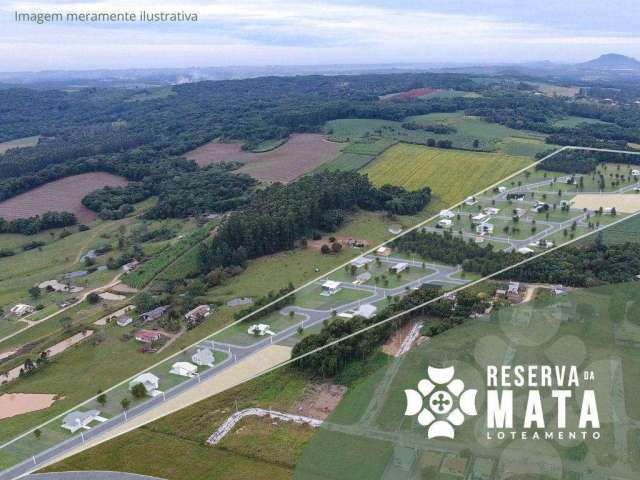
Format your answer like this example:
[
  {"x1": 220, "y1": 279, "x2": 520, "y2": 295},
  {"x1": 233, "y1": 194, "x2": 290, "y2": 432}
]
[{"x1": 404, "y1": 366, "x2": 477, "y2": 439}]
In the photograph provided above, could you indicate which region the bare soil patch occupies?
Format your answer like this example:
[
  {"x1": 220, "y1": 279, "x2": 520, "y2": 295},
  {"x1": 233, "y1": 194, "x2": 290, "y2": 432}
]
[
  {"x1": 110, "y1": 283, "x2": 139, "y2": 293},
  {"x1": 572, "y1": 193, "x2": 640, "y2": 214},
  {"x1": 0, "y1": 172, "x2": 128, "y2": 222},
  {"x1": 382, "y1": 321, "x2": 415, "y2": 356},
  {"x1": 0, "y1": 393, "x2": 58, "y2": 419},
  {"x1": 184, "y1": 133, "x2": 341, "y2": 182},
  {"x1": 294, "y1": 382, "x2": 347, "y2": 420}
]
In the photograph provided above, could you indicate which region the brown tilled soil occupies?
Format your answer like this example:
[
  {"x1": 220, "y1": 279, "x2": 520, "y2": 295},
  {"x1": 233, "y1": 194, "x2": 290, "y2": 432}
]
[
  {"x1": 294, "y1": 382, "x2": 347, "y2": 420},
  {"x1": 184, "y1": 133, "x2": 341, "y2": 182},
  {"x1": 382, "y1": 321, "x2": 416, "y2": 356},
  {"x1": 0, "y1": 172, "x2": 128, "y2": 222}
]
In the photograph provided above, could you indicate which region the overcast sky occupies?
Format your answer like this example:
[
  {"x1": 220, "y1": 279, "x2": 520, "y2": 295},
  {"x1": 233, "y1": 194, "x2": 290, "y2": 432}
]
[{"x1": 1, "y1": 0, "x2": 640, "y2": 72}]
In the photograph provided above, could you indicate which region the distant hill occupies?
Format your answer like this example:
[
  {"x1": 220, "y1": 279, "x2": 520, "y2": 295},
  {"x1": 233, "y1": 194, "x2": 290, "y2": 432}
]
[{"x1": 578, "y1": 53, "x2": 640, "y2": 70}]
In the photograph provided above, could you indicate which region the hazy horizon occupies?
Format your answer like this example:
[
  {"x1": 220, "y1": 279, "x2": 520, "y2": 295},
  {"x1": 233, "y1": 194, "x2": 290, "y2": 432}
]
[{"x1": 1, "y1": 0, "x2": 640, "y2": 72}]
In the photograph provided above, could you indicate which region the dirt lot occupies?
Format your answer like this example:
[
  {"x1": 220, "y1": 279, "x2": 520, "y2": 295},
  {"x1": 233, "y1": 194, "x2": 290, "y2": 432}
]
[
  {"x1": 0, "y1": 172, "x2": 128, "y2": 222},
  {"x1": 381, "y1": 321, "x2": 415, "y2": 356},
  {"x1": 572, "y1": 193, "x2": 640, "y2": 214},
  {"x1": 294, "y1": 382, "x2": 347, "y2": 420},
  {"x1": 184, "y1": 133, "x2": 341, "y2": 182}
]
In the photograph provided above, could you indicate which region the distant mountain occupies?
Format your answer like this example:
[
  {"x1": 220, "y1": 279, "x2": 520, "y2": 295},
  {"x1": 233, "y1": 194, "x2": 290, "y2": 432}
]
[{"x1": 577, "y1": 53, "x2": 640, "y2": 71}]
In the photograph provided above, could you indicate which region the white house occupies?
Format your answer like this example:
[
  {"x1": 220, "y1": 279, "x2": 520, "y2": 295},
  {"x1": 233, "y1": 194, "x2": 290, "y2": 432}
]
[
  {"x1": 464, "y1": 196, "x2": 478, "y2": 206},
  {"x1": 439, "y1": 209, "x2": 456, "y2": 219},
  {"x1": 376, "y1": 246, "x2": 391, "y2": 256},
  {"x1": 497, "y1": 186, "x2": 507, "y2": 193},
  {"x1": 185, "y1": 305, "x2": 211, "y2": 322},
  {"x1": 632, "y1": 169, "x2": 640, "y2": 177},
  {"x1": 472, "y1": 213, "x2": 488, "y2": 223},
  {"x1": 513, "y1": 208, "x2": 526, "y2": 217},
  {"x1": 192, "y1": 347, "x2": 215, "y2": 367},
  {"x1": 61, "y1": 410, "x2": 101, "y2": 433},
  {"x1": 437, "y1": 219, "x2": 453, "y2": 229},
  {"x1": 350, "y1": 257, "x2": 373, "y2": 268},
  {"x1": 10, "y1": 304, "x2": 34, "y2": 317},
  {"x1": 248, "y1": 324, "x2": 275, "y2": 336},
  {"x1": 517, "y1": 247, "x2": 535, "y2": 254},
  {"x1": 170, "y1": 361, "x2": 198, "y2": 378},
  {"x1": 507, "y1": 282, "x2": 521, "y2": 296},
  {"x1": 321, "y1": 280, "x2": 341, "y2": 295},
  {"x1": 483, "y1": 207, "x2": 500, "y2": 215},
  {"x1": 530, "y1": 240, "x2": 554, "y2": 249},
  {"x1": 339, "y1": 304, "x2": 377, "y2": 320},
  {"x1": 476, "y1": 223, "x2": 494, "y2": 235},
  {"x1": 122, "y1": 260, "x2": 140, "y2": 273},
  {"x1": 129, "y1": 373, "x2": 160, "y2": 396},
  {"x1": 390, "y1": 262, "x2": 408, "y2": 274}
]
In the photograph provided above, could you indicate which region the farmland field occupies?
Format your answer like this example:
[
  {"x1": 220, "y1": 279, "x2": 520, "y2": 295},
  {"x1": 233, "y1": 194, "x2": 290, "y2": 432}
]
[
  {"x1": 0, "y1": 172, "x2": 128, "y2": 222},
  {"x1": 184, "y1": 133, "x2": 341, "y2": 182},
  {"x1": 362, "y1": 144, "x2": 532, "y2": 211},
  {"x1": 0, "y1": 136, "x2": 39, "y2": 154}
]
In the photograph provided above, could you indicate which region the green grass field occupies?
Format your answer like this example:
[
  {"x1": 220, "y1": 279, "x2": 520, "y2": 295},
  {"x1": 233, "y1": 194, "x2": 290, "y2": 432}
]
[
  {"x1": 0, "y1": 136, "x2": 40, "y2": 154},
  {"x1": 552, "y1": 115, "x2": 611, "y2": 128},
  {"x1": 362, "y1": 144, "x2": 533, "y2": 212}
]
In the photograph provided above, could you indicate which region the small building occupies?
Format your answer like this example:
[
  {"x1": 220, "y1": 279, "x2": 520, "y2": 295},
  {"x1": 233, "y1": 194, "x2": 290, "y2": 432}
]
[
  {"x1": 170, "y1": 361, "x2": 198, "y2": 378},
  {"x1": 122, "y1": 260, "x2": 140, "y2": 273},
  {"x1": 551, "y1": 285, "x2": 569, "y2": 296},
  {"x1": 483, "y1": 207, "x2": 500, "y2": 215},
  {"x1": 472, "y1": 213, "x2": 488, "y2": 223},
  {"x1": 513, "y1": 208, "x2": 526, "y2": 217},
  {"x1": 116, "y1": 315, "x2": 133, "y2": 327},
  {"x1": 134, "y1": 329, "x2": 162, "y2": 344},
  {"x1": 248, "y1": 324, "x2": 275, "y2": 336},
  {"x1": 129, "y1": 373, "x2": 160, "y2": 396},
  {"x1": 507, "y1": 282, "x2": 522, "y2": 298},
  {"x1": 437, "y1": 218, "x2": 453, "y2": 229},
  {"x1": 517, "y1": 247, "x2": 534, "y2": 254},
  {"x1": 321, "y1": 280, "x2": 341, "y2": 296},
  {"x1": 476, "y1": 223, "x2": 494, "y2": 235},
  {"x1": 139, "y1": 305, "x2": 170, "y2": 323},
  {"x1": 192, "y1": 347, "x2": 215, "y2": 367},
  {"x1": 350, "y1": 257, "x2": 373, "y2": 268},
  {"x1": 497, "y1": 186, "x2": 507, "y2": 193},
  {"x1": 185, "y1": 305, "x2": 211, "y2": 322},
  {"x1": 464, "y1": 196, "x2": 478, "y2": 206},
  {"x1": 354, "y1": 272, "x2": 372, "y2": 285},
  {"x1": 339, "y1": 303, "x2": 377, "y2": 320},
  {"x1": 376, "y1": 246, "x2": 391, "y2": 256},
  {"x1": 10, "y1": 304, "x2": 34, "y2": 317},
  {"x1": 439, "y1": 209, "x2": 456, "y2": 219},
  {"x1": 61, "y1": 410, "x2": 101, "y2": 433},
  {"x1": 531, "y1": 201, "x2": 549, "y2": 213},
  {"x1": 560, "y1": 200, "x2": 573, "y2": 208},
  {"x1": 390, "y1": 262, "x2": 408, "y2": 274},
  {"x1": 632, "y1": 169, "x2": 640, "y2": 177}
]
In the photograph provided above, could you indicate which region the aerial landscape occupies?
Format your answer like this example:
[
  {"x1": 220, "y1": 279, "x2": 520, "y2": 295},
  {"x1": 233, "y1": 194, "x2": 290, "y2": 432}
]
[{"x1": 2, "y1": 1, "x2": 640, "y2": 479}]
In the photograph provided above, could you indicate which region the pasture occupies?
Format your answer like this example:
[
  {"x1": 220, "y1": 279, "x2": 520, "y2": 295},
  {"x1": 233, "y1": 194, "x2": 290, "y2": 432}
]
[
  {"x1": 552, "y1": 115, "x2": 611, "y2": 128},
  {"x1": 0, "y1": 136, "x2": 39, "y2": 154},
  {"x1": 0, "y1": 172, "x2": 128, "y2": 222},
  {"x1": 362, "y1": 144, "x2": 532, "y2": 211},
  {"x1": 184, "y1": 134, "x2": 341, "y2": 182}
]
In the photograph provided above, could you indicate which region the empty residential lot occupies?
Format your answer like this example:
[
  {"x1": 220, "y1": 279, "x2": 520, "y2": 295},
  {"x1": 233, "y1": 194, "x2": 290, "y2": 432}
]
[
  {"x1": 184, "y1": 134, "x2": 341, "y2": 182},
  {"x1": 0, "y1": 173, "x2": 128, "y2": 222}
]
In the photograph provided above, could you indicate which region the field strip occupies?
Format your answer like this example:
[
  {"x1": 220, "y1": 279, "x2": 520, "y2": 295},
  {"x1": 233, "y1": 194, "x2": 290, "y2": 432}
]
[{"x1": 3, "y1": 145, "x2": 640, "y2": 465}]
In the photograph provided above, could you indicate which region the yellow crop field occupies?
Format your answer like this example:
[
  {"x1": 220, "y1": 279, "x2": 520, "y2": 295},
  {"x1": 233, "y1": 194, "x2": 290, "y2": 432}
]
[{"x1": 362, "y1": 143, "x2": 533, "y2": 211}]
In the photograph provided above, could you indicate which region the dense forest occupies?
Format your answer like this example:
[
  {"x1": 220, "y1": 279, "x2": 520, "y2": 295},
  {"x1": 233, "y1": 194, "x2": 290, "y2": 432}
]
[
  {"x1": 539, "y1": 149, "x2": 640, "y2": 173},
  {"x1": 200, "y1": 170, "x2": 430, "y2": 271},
  {"x1": 0, "y1": 211, "x2": 76, "y2": 235}
]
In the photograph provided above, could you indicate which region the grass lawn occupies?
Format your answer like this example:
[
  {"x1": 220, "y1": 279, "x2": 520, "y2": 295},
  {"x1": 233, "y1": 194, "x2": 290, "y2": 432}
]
[
  {"x1": 293, "y1": 284, "x2": 371, "y2": 311},
  {"x1": 214, "y1": 310, "x2": 306, "y2": 347},
  {"x1": 553, "y1": 115, "x2": 611, "y2": 128},
  {"x1": 362, "y1": 144, "x2": 532, "y2": 213}
]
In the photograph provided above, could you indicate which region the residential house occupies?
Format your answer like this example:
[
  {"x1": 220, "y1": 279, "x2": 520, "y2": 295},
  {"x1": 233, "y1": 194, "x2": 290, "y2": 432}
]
[
  {"x1": 134, "y1": 329, "x2": 162, "y2": 344},
  {"x1": 376, "y1": 246, "x2": 391, "y2": 256},
  {"x1": 531, "y1": 201, "x2": 549, "y2": 213},
  {"x1": 248, "y1": 324, "x2": 275, "y2": 336},
  {"x1": 10, "y1": 304, "x2": 34, "y2": 317},
  {"x1": 464, "y1": 196, "x2": 478, "y2": 206},
  {"x1": 350, "y1": 257, "x2": 373, "y2": 268},
  {"x1": 497, "y1": 186, "x2": 507, "y2": 193},
  {"x1": 472, "y1": 213, "x2": 488, "y2": 223},
  {"x1": 551, "y1": 285, "x2": 569, "y2": 296},
  {"x1": 192, "y1": 347, "x2": 215, "y2": 367},
  {"x1": 116, "y1": 314, "x2": 133, "y2": 327},
  {"x1": 439, "y1": 209, "x2": 456, "y2": 219},
  {"x1": 476, "y1": 223, "x2": 494, "y2": 235},
  {"x1": 61, "y1": 410, "x2": 101, "y2": 433},
  {"x1": 517, "y1": 247, "x2": 534, "y2": 254},
  {"x1": 129, "y1": 372, "x2": 160, "y2": 396},
  {"x1": 390, "y1": 262, "x2": 408, "y2": 274},
  {"x1": 185, "y1": 305, "x2": 211, "y2": 322},
  {"x1": 354, "y1": 272, "x2": 371, "y2": 285},
  {"x1": 436, "y1": 218, "x2": 453, "y2": 229},
  {"x1": 338, "y1": 303, "x2": 377, "y2": 320},
  {"x1": 170, "y1": 361, "x2": 198, "y2": 378},
  {"x1": 632, "y1": 169, "x2": 640, "y2": 177},
  {"x1": 139, "y1": 305, "x2": 170, "y2": 323},
  {"x1": 122, "y1": 260, "x2": 140, "y2": 273},
  {"x1": 483, "y1": 207, "x2": 500, "y2": 215},
  {"x1": 507, "y1": 282, "x2": 523, "y2": 300},
  {"x1": 321, "y1": 280, "x2": 341, "y2": 295}
]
